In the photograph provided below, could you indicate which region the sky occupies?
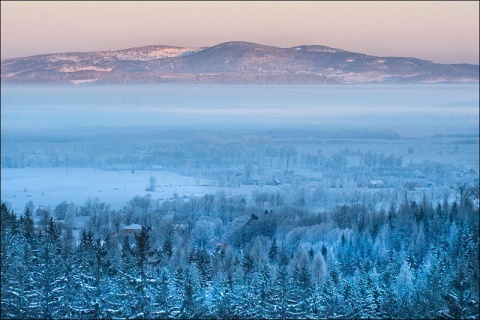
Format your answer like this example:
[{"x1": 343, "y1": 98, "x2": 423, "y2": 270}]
[{"x1": 1, "y1": 1, "x2": 479, "y2": 64}]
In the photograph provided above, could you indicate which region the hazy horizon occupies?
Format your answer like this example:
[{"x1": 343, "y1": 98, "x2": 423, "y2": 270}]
[{"x1": 2, "y1": 83, "x2": 478, "y2": 139}]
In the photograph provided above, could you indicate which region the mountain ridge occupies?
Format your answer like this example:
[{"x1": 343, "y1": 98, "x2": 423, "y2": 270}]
[{"x1": 2, "y1": 41, "x2": 478, "y2": 84}]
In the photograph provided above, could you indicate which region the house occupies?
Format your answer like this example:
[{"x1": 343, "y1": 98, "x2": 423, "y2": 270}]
[
  {"x1": 369, "y1": 180, "x2": 384, "y2": 188},
  {"x1": 122, "y1": 223, "x2": 142, "y2": 234},
  {"x1": 211, "y1": 235, "x2": 229, "y2": 252}
]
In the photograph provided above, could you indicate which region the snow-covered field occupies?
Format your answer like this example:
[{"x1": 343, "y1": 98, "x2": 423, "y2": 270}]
[
  {"x1": 0, "y1": 167, "x2": 271, "y2": 214},
  {"x1": 2, "y1": 84, "x2": 478, "y2": 215}
]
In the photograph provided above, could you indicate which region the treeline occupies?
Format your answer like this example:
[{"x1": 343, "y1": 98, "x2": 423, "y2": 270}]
[
  {"x1": 1, "y1": 131, "x2": 402, "y2": 172},
  {"x1": 1, "y1": 191, "x2": 478, "y2": 319}
]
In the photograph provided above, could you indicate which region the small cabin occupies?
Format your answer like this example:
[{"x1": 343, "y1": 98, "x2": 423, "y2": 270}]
[{"x1": 122, "y1": 223, "x2": 142, "y2": 234}]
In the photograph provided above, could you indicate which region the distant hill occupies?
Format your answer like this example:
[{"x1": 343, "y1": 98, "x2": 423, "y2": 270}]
[{"x1": 1, "y1": 41, "x2": 478, "y2": 84}]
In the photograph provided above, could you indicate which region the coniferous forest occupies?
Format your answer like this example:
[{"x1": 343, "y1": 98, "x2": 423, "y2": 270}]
[{"x1": 1, "y1": 187, "x2": 478, "y2": 319}]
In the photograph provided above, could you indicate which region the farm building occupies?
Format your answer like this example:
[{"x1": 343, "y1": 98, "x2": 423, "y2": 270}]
[{"x1": 122, "y1": 223, "x2": 142, "y2": 234}]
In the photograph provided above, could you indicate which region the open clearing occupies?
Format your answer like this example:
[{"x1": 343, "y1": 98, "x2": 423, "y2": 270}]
[{"x1": 1, "y1": 167, "x2": 277, "y2": 214}]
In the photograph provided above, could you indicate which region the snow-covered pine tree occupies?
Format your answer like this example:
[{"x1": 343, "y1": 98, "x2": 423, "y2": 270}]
[
  {"x1": 0, "y1": 206, "x2": 25, "y2": 319},
  {"x1": 265, "y1": 265, "x2": 289, "y2": 319},
  {"x1": 317, "y1": 264, "x2": 345, "y2": 319},
  {"x1": 212, "y1": 271, "x2": 237, "y2": 318},
  {"x1": 35, "y1": 218, "x2": 67, "y2": 318},
  {"x1": 151, "y1": 268, "x2": 172, "y2": 319}
]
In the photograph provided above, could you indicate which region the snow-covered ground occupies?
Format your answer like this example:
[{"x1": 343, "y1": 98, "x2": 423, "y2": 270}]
[
  {"x1": 115, "y1": 47, "x2": 201, "y2": 61},
  {"x1": 0, "y1": 167, "x2": 275, "y2": 214},
  {"x1": 71, "y1": 79, "x2": 98, "y2": 84}
]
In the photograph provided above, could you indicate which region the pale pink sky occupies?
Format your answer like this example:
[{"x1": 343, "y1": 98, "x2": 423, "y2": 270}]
[{"x1": 1, "y1": 1, "x2": 478, "y2": 64}]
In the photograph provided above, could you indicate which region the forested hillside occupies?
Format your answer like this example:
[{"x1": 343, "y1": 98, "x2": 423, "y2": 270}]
[
  {"x1": 2, "y1": 42, "x2": 478, "y2": 84},
  {"x1": 1, "y1": 186, "x2": 478, "y2": 318}
]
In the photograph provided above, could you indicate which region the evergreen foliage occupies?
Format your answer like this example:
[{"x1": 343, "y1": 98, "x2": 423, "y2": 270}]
[{"x1": 1, "y1": 195, "x2": 479, "y2": 319}]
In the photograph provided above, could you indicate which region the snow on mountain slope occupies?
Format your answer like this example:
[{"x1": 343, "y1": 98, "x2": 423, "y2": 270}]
[
  {"x1": 114, "y1": 46, "x2": 202, "y2": 61},
  {"x1": 1, "y1": 42, "x2": 478, "y2": 84}
]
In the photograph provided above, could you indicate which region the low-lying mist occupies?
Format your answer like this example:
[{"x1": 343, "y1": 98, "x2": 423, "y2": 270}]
[{"x1": 2, "y1": 84, "x2": 478, "y2": 139}]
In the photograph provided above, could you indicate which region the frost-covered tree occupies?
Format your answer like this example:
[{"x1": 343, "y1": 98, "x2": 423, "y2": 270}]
[
  {"x1": 32, "y1": 218, "x2": 66, "y2": 318},
  {"x1": 170, "y1": 265, "x2": 205, "y2": 318},
  {"x1": 317, "y1": 264, "x2": 344, "y2": 318},
  {"x1": 1, "y1": 205, "x2": 25, "y2": 319},
  {"x1": 212, "y1": 272, "x2": 237, "y2": 318},
  {"x1": 1, "y1": 188, "x2": 478, "y2": 320},
  {"x1": 188, "y1": 247, "x2": 212, "y2": 288},
  {"x1": 151, "y1": 268, "x2": 172, "y2": 318},
  {"x1": 265, "y1": 265, "x2": 289, "y2": 318},
  {"x1": 146, "y1": 176, "x2": 157, "y2": 192}
]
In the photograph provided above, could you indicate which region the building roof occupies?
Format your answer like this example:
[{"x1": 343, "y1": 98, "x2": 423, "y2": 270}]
[{"x1": 123, "y1": 223, "x2": 142, "y2": 230}]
